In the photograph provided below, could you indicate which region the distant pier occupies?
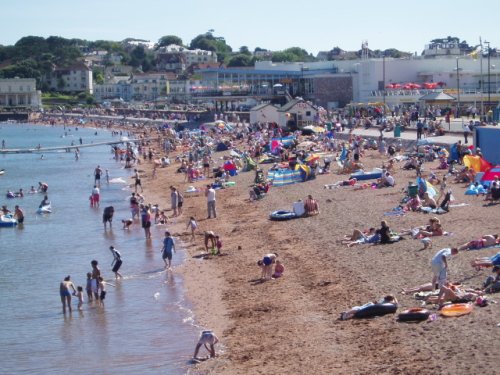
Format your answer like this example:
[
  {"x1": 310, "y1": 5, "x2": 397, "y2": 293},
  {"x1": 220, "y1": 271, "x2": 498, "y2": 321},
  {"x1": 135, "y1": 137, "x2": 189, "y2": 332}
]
[{"x1": 0, "y1": 139, "x2": 139, "y2": 154}]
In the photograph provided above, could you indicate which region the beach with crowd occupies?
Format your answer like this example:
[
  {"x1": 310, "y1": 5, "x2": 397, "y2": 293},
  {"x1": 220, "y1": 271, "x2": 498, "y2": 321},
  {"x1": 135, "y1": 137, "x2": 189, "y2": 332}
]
[{"x1": 3, "y1": 107, "x2": 499, "y2": 374}]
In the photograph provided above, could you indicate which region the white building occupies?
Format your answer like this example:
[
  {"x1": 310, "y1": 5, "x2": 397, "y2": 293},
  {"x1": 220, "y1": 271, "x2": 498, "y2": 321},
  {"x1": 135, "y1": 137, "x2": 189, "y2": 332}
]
[
  {"x1": 249, "y1": 103, "x2": 279, "y2": 124},
  {"x1": 0, "y1": 78, "x2": 42, "y2": 109},
  {"x1": 277, "y1": 99, "x2": 317, "y2": 128},
  {"x1": 47, "y1": 63, "x2": 93, "y2": 93},
  {"x1": 130, "y1": 72, "x2": 176, "y2": 101},
  {"x1": 156, "y1": 45, "x2": 217, "y2": 67},
  {"x1": 93, "y1": 77, "x2": 132, "y2": 102}
]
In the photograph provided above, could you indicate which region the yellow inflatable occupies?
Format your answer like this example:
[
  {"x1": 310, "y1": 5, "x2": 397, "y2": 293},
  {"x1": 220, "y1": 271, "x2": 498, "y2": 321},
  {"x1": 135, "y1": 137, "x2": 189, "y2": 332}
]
[{"x1": 440, "y1": 303, "x2": 473, "y2": 317}]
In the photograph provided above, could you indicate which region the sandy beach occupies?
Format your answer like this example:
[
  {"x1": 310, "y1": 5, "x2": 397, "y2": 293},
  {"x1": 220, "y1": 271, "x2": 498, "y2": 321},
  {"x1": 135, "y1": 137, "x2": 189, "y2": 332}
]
[{"x1": 123, "y1": 130, "x2": 499, "y2": 375}]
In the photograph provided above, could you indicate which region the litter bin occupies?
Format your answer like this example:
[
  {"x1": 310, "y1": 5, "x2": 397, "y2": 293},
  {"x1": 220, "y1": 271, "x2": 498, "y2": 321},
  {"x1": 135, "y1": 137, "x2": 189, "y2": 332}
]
[{"x1": 394, "y1": 124, "x2": 401, "y2": 138}]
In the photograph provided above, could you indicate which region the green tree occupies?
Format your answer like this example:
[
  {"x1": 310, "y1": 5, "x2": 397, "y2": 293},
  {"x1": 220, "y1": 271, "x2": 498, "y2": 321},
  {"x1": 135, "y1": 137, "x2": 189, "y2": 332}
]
[
  {"x1": 239, "y1": 46, "x2": 251, "y2": 55},
  {"x1": 93, "y1": 68, "x2": 105, "y2": 84},
  {"x1": 14, "y1": 36, "x2": 48, "y2": 60},
  {"x1": 271, "y1": 51, "x2": 297, "y2": 62},
  {"x1": 157, "y1": 35, "x2": 183, "y2": 48},
  {"x1": 190, "y1": 32, "x2": 232, "y2": 62},
  {"x1": 227, "y1": 54, "x2": 254, "y2": 67}
]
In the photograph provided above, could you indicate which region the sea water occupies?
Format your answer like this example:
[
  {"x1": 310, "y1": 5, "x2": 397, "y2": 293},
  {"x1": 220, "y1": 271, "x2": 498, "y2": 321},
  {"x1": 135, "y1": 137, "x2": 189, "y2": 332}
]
[{"x1": 0, "y1": 124, "x2": 197, "y2": 374}]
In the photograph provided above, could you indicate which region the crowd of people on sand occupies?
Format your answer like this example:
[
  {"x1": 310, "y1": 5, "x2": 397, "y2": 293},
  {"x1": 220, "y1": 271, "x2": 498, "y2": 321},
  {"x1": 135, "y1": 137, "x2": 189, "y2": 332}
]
[
  {"x1": 331, "y1": 126, "x2": 500, "y2": 321},
  {"x1": 16, "y1": 105, "x2": 496, "y2": 362}
]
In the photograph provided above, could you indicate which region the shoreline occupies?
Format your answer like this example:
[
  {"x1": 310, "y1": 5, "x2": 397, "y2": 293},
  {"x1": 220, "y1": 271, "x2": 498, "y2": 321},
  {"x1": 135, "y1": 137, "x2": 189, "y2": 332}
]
[{"x1": 19, "y1": 118, "x2": 500, "y2": 374}]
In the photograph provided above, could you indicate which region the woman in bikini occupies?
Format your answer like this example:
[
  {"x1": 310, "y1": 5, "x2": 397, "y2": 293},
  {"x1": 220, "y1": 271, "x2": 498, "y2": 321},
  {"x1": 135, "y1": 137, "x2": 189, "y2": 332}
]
[{"x1": 458, "y1": 234, "x2": 498, "y2": 251}]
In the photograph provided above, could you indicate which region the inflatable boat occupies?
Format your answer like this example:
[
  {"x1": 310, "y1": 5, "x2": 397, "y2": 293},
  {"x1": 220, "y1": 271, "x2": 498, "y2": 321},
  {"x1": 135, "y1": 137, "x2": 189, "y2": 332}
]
[{"x1": 0, "y1": 214, "x2": 17, "y2": 227}]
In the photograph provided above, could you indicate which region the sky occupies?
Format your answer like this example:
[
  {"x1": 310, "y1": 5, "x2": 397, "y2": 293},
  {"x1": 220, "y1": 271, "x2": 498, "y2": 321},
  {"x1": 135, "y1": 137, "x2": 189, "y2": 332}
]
[{"x1": 1, "y1": 0, "x2": 499, "y2": 55}]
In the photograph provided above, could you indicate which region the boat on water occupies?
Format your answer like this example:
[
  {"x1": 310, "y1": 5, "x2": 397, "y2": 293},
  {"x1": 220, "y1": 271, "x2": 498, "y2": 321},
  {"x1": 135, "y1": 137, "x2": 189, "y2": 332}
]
[
  {"x1": 0, "y1": 169, "x2": 5, "y2": 176},
  {"x1": 37, "y1": 204, "x2": 52, "y2": 214},
  {"x1": 0, "y1": 214, "x2": 17, "y2": 227}
]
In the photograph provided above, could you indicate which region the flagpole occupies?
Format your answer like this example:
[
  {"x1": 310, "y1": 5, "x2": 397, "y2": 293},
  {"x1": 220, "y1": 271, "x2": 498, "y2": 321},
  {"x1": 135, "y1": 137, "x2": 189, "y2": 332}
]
[{"x1": 480, "y1": 37, "x2": 484, "y2": 121}]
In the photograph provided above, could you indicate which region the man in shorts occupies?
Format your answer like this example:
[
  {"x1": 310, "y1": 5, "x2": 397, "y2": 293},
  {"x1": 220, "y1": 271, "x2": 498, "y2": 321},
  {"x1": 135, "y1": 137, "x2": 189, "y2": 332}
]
[
  {"x1": 134, "y1": 169, "x2": 143, "y2": 193},
  {"x1": 103, "y1": 206, "x2": 114, "y2": 230},
  {"x1": 193, "y1": 330, "x2": 219, "y2": 359},
  {"x1": 431, "y1": 247, "x2": 458, "y2": 289},
  {"x1": 161, "y1": 231, "x2": 176, "y2": 269}
]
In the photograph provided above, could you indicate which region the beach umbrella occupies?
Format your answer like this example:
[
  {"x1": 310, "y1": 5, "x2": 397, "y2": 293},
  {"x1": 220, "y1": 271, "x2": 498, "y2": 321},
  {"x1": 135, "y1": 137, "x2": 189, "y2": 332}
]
[
  {"x1": 403, "y1": 84, "x2": 412, "y2": 90},
  {"x1": 411, "y1": 83, "x2": 422, "y2": 89},
  {"x1": 393, "y1": 83, "x2": 402, "y2": 89},
  {"x1": 385, "y1": 84, "x2": 395, "y2": 89}
]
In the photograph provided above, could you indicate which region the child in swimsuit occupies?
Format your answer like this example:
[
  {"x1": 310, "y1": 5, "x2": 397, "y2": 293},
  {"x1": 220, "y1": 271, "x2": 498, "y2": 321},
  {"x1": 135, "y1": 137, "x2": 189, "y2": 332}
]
[{"x1": 76, "y1": 286, "x2": 84, "y2": 311}]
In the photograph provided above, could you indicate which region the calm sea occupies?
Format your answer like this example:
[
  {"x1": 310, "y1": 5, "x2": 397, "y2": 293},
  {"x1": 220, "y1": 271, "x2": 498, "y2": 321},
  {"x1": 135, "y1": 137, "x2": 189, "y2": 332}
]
[{"x1": 0, "y1": 123, "x2": 197, "y2": 374}]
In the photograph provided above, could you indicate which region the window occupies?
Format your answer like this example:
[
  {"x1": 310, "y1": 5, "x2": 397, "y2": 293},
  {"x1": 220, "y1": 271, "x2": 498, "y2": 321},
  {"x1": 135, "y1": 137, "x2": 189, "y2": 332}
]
[{"x1": 306, "y1": 111, "x2": 311, "y2": 116}]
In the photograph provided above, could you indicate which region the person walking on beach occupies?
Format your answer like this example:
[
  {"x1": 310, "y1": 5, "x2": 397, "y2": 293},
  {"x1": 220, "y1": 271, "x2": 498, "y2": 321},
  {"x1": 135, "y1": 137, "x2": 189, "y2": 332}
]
[
  {"x1": 141, "y1": 205, "x2": 152, "y2": 239},
  {"x1": 94, "y1": 165, "x2": 102, "y2": 187},
  {"x1": 161, "y1": 231, "x2": 176, "y2": 269},
  {"x1": 60, "y1": 275, "x2": 77, "y2": 314},
  {"x1": 133, "y1": 169, "x2": 143, "y2": 193},
  {"x1": 186, "y1": 217, "x2": 198, "y2": 241},
  {"x1": 109, "y1": 246, "x2": 123, "y2": 279},
  {"x1": 170, "y1": 186, "x2": 179, "y2": 217},
  {"x1": 205, "y1": 185, "x2": 217, "y2": 219}
]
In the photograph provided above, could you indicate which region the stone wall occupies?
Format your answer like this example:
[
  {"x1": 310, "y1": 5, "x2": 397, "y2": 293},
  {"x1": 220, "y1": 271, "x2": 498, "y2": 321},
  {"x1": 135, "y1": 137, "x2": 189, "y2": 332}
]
[{"x1": 313, "y1": 76, "x2": 353, "y2": 108}]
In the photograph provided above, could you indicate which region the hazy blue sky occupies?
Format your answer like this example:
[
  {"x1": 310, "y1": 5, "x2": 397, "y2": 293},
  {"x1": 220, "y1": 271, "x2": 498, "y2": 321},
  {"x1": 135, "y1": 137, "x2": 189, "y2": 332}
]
[{"x1": 1, "y1": 0, "x2": 498, "y2": 54}]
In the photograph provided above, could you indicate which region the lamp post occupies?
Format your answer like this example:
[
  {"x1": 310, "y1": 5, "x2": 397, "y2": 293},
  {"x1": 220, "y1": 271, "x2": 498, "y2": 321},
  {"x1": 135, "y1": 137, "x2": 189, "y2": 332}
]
[
  {"x1": 382, "y1": 54, "x2": 386, "y2": 113},
  {"x1": 454, "y1": 58, "x2": 462, "y2": 118},
  {"x1": 485, "y1": 41, "x2": 491, "y2": 110}
]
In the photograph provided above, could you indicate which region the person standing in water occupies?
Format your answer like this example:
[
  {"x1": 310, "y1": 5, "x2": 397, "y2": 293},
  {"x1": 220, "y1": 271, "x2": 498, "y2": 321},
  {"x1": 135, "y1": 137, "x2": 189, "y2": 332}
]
[
  {"x1": 94, "y1": 165, "x2": 102, "y2": 187},
  {"x1": 60, "y1": 275, "x2": 77, "y2": 314},
  {"x1": 90, "y1": 260, "x2": 101, "y2": 301},
  {"x1": 14, "y1": 205, "x2": 24, "y2": 224},
  {"x1": 161, "y1": 231, "x2": 176, "y2": 269},
  {"x1": 109, "y1": 246, "x2": 123, "y2": 279}
]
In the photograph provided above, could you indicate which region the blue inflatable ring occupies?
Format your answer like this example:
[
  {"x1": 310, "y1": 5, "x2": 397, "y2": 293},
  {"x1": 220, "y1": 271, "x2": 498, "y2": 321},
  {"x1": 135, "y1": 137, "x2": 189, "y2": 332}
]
[{"x1": 269, "y1": 210, "x2": 297, "y2": 221}]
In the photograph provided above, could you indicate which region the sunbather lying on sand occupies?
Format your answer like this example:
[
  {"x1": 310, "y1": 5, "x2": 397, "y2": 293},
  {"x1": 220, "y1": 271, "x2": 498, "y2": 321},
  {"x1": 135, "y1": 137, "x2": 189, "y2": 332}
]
[
  {"x1": 470, "y1": 252, "x2": 500, "y2": 269},
  {"x1": 430, "y1": 282, "x2": 483, "y2": 308},
  {"x1": 402, "y1": 282, "x2": 482, "y2": 307},
  {"x1": 400, "y1": 217, "x2": 444, "y2": 238},
  {"x1": 340, "y1": 295, "x2": 398, "y2": 320},
  {"x1": 324, "y1": 178, "x2": 357, "y2": 189},
  {"x1": 457, "y1": 235, "x2": 499, "y2": 251},
  {"x1": 341, "y1": 228, "x2": 380, "y2": 247}
]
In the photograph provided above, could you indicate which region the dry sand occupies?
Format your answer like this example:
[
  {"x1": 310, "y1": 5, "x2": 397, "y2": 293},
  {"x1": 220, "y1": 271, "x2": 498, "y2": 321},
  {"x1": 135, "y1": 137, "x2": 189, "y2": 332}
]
[{"x1": 137, "y1": 138, "x2": 499, "y2": 375}]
